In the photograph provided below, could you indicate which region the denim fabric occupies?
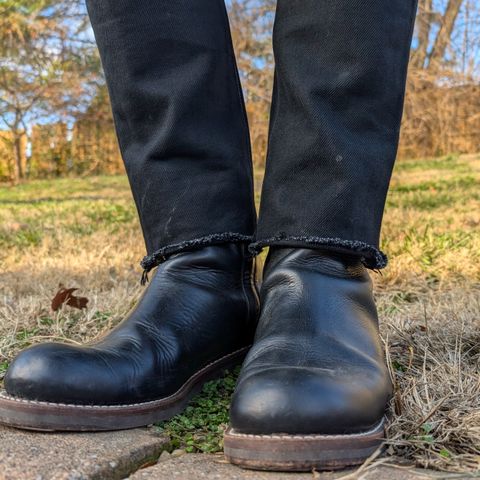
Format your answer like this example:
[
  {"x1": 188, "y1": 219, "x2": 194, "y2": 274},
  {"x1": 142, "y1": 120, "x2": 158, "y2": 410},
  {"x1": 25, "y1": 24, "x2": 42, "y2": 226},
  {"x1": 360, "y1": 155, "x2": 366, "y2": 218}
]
[
  {"x1": 86, "y1": 0, "x2": 418, "y2": 273},
  {"x1": 253, "y1": 0, "x2": 418, "y2": 269},
  {"x1": 85, "y1": 0, "x2": 257, "y2": 270}
]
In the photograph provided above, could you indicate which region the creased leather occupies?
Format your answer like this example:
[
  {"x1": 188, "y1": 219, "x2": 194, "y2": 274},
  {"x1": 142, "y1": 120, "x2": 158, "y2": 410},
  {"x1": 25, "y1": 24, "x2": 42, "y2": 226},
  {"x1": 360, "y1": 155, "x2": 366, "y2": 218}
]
[
  {"x1": 5, "y1": 244, "x2": 258, "y2": 405},
  {"x1": 229, "y1": 247, "x2": 392, "y2": 435}
]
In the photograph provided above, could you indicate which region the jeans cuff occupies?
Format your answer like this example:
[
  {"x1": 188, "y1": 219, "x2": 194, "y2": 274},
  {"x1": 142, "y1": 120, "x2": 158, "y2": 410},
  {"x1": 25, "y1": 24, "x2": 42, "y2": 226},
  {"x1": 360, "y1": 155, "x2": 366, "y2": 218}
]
[
  {"x1": 248, "y1": 235, "x2": 388, "y2": 270},
  {"x1": 140, "y1": 232, "x2": 253, "y2": 283}
]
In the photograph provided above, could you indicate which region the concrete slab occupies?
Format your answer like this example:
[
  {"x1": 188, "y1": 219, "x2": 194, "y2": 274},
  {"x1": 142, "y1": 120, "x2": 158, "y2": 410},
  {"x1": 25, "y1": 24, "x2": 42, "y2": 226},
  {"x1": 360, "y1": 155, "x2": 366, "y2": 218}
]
[
  {"x1": 129, "y1": 453, "x2": 437, "y2": 480},
  {"x1": 0, "y1": 425, "x2": 169, "y2": 480}
]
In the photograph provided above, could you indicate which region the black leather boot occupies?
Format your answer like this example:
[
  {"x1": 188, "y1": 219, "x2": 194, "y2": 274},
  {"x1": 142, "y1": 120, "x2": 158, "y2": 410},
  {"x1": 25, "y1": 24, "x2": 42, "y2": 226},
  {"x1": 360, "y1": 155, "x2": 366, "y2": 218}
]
[
  {"x1": 0, "y1": 244, "x2": 258, "y2": 431},
  {"x1": 224, "y1": 248, "x2": 391, "y2": 471}
]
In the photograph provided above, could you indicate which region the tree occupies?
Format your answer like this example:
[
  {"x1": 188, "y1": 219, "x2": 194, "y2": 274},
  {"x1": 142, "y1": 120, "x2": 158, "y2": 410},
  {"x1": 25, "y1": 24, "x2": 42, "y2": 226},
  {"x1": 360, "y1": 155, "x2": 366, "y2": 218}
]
[
  {"x1": 71, "y1": 85, "x2": 123, "y2": 176},
  {"x1": 413, "y1": 0, "x2": 435, "y2": 68},
  {"x1": 228, "y1": 0, "x2": 275, "y2": 168},
  {"x1": 428, "y1": 0, "x2": 464, "y2": 69},
  {"x1": 0, "y1": 0, "x2": 100, "y2": 182},
  {"x1": 411, "y1": 0, "x2": 466, "y2": 71}
]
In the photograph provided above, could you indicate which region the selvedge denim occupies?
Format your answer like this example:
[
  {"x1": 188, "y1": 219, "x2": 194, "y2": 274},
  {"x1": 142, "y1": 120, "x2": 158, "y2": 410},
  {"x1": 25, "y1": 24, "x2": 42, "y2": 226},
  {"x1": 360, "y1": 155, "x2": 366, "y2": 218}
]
[{"x1": 86, "y1": 0, "x2": 418, "y2": 275}]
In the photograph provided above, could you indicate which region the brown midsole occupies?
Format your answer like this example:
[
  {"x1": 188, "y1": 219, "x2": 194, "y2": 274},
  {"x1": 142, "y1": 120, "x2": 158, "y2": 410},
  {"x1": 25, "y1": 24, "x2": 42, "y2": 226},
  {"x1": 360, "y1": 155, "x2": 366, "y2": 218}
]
[
  {"x1": 223, "y1": 418, "x2": 385, "y2": 472},
  {"x1": 0, "y1": 346, "x2": 250, "y2": 432}
]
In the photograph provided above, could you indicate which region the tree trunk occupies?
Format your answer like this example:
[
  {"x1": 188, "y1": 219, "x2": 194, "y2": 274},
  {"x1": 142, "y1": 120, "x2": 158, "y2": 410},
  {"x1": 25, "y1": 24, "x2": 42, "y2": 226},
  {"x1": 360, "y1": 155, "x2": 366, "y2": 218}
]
[
  {"x1": 413, "y1": 0, "x2": 433, "y2": 68},
  {"x1": 428, "y1": 0, "x2": 463, "y2": 69},
  {"x1": 13, "y1": 132, "x2": 24, "y2": 181},
  {"x1": 25, "y1": 134, "x2": 32, "y2": 179}
]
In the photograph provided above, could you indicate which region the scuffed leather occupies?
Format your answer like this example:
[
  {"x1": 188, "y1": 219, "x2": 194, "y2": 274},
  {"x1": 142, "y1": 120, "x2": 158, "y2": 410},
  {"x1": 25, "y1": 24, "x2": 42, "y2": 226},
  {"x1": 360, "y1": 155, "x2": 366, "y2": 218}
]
[
  {"x1": 5, "y1": 244, "x2": 258, "y2": 405},
  {"x1": 229, "y1": 248, "x2": 392, "y2": 435}
]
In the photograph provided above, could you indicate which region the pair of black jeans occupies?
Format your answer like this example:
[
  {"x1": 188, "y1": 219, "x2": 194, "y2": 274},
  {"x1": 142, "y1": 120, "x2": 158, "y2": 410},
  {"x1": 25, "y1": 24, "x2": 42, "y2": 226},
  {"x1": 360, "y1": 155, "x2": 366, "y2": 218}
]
[{"x1": 86, "y1": 0, "x2": 418, "y2": 274}]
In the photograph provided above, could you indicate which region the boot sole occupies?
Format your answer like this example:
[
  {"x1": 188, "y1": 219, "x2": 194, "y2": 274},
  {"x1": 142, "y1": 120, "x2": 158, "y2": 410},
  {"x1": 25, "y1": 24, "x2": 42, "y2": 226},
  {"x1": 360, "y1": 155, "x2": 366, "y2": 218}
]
[
  {"x1": 0, "y1": 346, "x2": 249, "y2": 432},
  {"x1": 223, "y1": 418, "x2": 385, "y2": 472}
]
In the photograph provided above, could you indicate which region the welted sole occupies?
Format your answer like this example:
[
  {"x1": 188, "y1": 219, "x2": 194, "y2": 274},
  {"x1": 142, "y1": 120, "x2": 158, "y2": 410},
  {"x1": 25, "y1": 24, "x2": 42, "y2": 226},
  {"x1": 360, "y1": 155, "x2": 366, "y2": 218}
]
[
  {"x1": 0, "y1": 346, "x2": 249, "y2": 432},
  {"x1": 223, "y1": 418, "x2": 385, "y2": 472}
]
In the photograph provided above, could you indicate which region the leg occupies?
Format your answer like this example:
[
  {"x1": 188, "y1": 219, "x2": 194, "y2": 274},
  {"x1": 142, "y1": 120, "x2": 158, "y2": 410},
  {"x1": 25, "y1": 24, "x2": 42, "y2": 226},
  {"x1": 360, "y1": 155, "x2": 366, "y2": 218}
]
[
  {"x1": 252, "y1": 0, "x2": 417, "y2": 268},
  {"x1": 88, "y1": 0, "x2": 256, "y2": 273},
  {"x1": 225, "y1": 0, "x2": 417, "y2": 471},
  {"x1": 0, "y1": 0, "x2": 259, "y2": 431}
]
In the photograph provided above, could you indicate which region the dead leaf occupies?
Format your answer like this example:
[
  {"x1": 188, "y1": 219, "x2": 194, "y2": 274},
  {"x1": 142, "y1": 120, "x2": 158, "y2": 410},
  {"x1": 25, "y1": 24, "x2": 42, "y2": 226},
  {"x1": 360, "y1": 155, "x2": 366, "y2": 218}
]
[{"x1": 51, "y1": 285, "x2": 89, "y2": 311}]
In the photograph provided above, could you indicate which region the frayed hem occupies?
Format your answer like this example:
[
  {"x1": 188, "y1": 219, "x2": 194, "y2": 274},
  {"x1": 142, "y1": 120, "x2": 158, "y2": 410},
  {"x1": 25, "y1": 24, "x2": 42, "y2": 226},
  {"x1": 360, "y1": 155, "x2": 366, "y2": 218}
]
[
  {"x1": 140, "y1": 232, "x2": 253, "y2": 284},
  {"x1": 249, "y1": 235, "x2": 388, "y2": 270}
]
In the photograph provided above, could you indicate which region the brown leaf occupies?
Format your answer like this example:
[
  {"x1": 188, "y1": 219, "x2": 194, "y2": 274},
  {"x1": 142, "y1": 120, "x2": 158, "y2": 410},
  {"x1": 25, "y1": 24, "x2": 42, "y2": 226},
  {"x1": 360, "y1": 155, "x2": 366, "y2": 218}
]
[
  {"x1": 51, "y1": 286, "x2": 89, "y2": 311},
  {"x1": 66, "y1": 294, "x2": 89, "y2": 310}
]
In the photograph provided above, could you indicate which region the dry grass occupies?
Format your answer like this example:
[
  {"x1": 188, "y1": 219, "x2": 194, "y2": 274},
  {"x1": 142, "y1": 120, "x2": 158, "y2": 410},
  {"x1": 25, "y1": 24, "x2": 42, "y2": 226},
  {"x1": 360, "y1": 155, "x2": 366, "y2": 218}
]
[
  {"x1": 381, "y1": 290, "x2": 480, "y2": 472},
  {"x1": 0, "y1": 176, "x2": 146, "y2": 382},
  {"x1": 0, "y1": 155, "x2": 479, "y2": 473},
  {"x1": 374, "y1": 154, "x2": 480, "y2": 472}
]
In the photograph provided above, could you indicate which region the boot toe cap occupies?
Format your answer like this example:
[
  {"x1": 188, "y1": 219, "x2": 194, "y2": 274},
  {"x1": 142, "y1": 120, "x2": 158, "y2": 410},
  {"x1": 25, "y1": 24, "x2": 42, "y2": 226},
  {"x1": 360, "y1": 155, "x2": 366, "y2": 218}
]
[
  {"x1": 229, "y1": 366, "x2": 390, "y2": 435},
  {"x1": 5, "y1": 343, "x2": 112, "y2": 404}
]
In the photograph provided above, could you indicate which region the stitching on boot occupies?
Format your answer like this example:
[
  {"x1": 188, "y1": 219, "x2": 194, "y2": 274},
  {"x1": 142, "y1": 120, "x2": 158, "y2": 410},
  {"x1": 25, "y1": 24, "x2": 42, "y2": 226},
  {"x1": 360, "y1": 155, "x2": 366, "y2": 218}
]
[
  {"x1": 226, "y1": 418, "x2": 385, "y2": 440},
  {"x1": 0, "y1": 347, "x2": 250, "y2": 409},
  {"x1": 140, "y1": 232, "x2": 253, "y2": 277},
  {"x1": 248, "y1": 235, "x2": 388, "y2": 270}
]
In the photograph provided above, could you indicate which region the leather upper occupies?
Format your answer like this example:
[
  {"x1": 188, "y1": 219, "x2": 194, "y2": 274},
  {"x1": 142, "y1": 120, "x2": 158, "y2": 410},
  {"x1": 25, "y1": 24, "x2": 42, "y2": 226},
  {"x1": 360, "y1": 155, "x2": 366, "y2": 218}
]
[
  {"x1": 229, "y1": 248, "x2": 392, "y2": 435},
  {"x1": 5, "y1": 244, "x2": 258, "y2": 405}
]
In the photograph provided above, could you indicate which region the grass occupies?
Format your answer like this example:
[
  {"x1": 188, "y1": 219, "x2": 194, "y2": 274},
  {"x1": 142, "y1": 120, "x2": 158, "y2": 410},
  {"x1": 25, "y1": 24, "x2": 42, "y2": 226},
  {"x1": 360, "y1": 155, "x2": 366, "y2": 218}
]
[
  {"x1": 0, "y1": 154, "x2": 479, "y2": 473},
  {"x1": 156, "y1": 368, "x2": 240, "y2": 454}
]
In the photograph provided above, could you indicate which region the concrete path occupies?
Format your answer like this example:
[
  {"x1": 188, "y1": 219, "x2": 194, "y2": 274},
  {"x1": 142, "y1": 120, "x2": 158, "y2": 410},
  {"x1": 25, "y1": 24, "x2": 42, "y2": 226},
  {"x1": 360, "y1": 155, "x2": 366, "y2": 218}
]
[
  {"x1": 0, "y1": 426, "x2": 455, "y2": 480},
  {"x1": 0, "y1": 425, "x2": 168, "y2": 480},
  {"x1": 129, "y1": 452, "x2": 444, "y2": 480}
]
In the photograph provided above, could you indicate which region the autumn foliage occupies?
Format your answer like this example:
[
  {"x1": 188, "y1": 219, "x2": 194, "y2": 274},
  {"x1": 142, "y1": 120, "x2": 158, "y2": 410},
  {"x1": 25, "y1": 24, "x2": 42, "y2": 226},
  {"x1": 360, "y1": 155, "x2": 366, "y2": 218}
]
[{"x1": 1, "y1": 0, "x2": 479, "y2": 182}]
